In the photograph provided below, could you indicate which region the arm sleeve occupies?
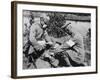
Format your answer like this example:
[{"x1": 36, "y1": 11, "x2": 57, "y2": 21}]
[
  {"x1": 29, "y1": 24, "x2": 39, "y2": 47},
  {"x1": 72, "y1": 34, "x2": 85, "y2": 61},
  {"x1": 44, "y1": 31, "x2": 52, "y2": 42}
]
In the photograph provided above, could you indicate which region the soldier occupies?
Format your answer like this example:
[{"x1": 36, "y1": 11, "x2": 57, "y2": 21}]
[
  {"x1": 61, "y1": 23, "x2": 85, "y2": 66},
  {"x1": 28, "y1": 13, "x2": 54, "y2": 68}
]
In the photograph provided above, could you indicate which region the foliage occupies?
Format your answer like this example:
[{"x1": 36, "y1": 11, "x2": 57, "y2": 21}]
[{"x1": 47, "y1": 13, "x2": 67, "y2": 38}]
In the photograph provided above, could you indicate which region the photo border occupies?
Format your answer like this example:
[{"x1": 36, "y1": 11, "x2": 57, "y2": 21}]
[{"x1": 11, "y1": 1, "x2": 98, "y2": 79}]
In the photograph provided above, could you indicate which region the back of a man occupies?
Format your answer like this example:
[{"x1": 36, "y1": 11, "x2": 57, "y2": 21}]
[{"x1": 62, "y1": 24, "x2": 85, "y2": 66}]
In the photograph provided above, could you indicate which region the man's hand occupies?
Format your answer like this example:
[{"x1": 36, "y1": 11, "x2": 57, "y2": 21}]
[
  {"x1": 47, "y1": 41, "x2": 53, "y2": 45},
  {"x1": 34, "y1": 44, "x2": 46, "y2": 51},
  {"x1": 37, "y1": 40, "x2": 46, "y2": 46},
  {"x1": 34, "y1": 40, "x2": 46, "y2": 51},
  {"x1": 53, "y1": 43, "x2": 63, "y2": 52},
  {"x1": 54, "y1": 43, "x2": 60, "y2": 49}
]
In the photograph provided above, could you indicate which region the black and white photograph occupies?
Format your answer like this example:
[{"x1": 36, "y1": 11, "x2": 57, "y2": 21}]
[
  {"x1": 23, "y1": 11, "x2": 91, "y2": 69},
  {"x1": 11, "y1": 1, "x2": 97, "y2": 78}
]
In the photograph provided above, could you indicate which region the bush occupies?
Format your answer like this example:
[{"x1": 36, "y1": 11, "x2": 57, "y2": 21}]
[{"x1": 47, "y1": 13, "x2": 66, "y2": 38}]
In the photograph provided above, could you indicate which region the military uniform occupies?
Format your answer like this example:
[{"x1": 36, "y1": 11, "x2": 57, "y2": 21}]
[
  {"x1": 46, "y1": 29, "x2": 85, "y2": 67},
  {"x1": 28, "y1": 20, "x2": 54, "y2": 68},
  {"x1": 62, "y1": 29, "x2": 85, "y2": 66}
]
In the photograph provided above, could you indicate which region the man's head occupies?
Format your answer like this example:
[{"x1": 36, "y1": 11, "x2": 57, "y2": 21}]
[
  {"x1": 61, "y1": 22, "x2": 73, "y2": 36},
  {"x1": 40, "y1": 13, "x2": 50, "y2": 27}
]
